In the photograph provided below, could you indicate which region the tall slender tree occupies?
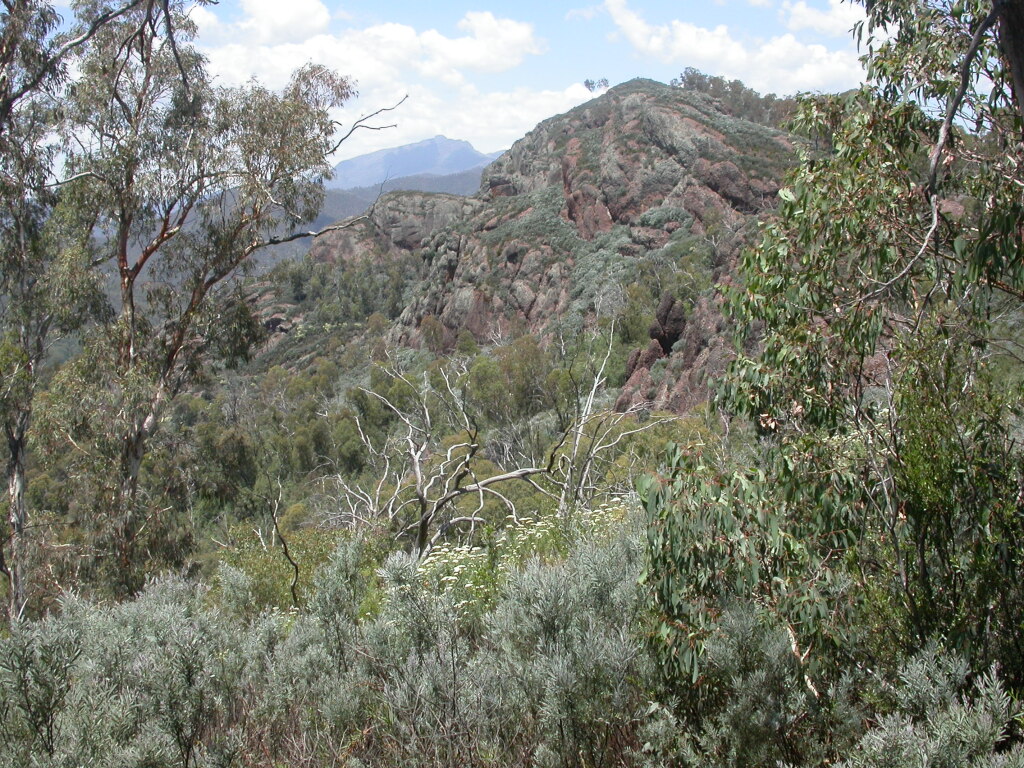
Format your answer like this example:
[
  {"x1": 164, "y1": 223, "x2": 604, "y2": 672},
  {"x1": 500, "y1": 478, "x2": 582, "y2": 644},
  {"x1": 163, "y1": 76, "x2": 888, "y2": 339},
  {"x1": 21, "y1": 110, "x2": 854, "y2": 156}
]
[
  {"x1": 0, "y1": 0, "x2": 141, "y2": 616},
  {"x1": 39, "y1": 1, "x2": 357, "y2": 593},
  {"x1": 3, "y1": 0, "x2": 364, "y2": 603},
  {"x1": 1, "y1": 100, "x2": 57, "y2": 618}
]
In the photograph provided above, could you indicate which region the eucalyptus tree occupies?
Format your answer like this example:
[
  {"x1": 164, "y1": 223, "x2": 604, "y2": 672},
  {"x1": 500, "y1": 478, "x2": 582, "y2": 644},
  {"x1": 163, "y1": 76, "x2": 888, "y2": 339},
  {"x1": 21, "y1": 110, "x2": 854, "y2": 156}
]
[
  {"x1": 646, "y1": 0, "x2": 1024, "y2": 707},
  {"x1": 727, "y1": 0, "x2": 1024, "y2": 679},
  {"x1": 0, "y1": 102, "x2": 61, "y2": 619},
  {"x1": 0, "y1": 1, "x2": 191, "y2": 134},
  {"x1": 0, "y1": 0, "x2": 184, "y2": 615},
  {"x1": 35, "y1": 1, "x2": 358, "y2": 594},
  {"x1": 0, "y1": 4, "x2": 61, "y2": 620}
]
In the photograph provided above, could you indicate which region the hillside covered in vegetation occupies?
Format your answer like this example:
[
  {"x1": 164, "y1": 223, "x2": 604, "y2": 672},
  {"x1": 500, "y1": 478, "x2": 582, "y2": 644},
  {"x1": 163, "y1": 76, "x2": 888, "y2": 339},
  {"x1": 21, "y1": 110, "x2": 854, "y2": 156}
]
[{"x1": 2, "y1": 1, "x2": 1024, "y2": 766}]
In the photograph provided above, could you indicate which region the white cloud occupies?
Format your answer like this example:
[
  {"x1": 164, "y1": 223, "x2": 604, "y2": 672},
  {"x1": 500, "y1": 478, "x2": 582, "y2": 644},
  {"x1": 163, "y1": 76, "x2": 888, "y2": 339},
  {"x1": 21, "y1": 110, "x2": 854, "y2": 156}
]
[
  {"x1": 604, "y1": 0, "x2": 747, "y2": 63},
  {"x1": 783, "y1": 0, "x2": 865, "y2": 37},
  {"x1": 187, "y1": 4, "x2": 220, "y2": 36},
  {"x1": 237, "y1": 0, "x2": 331, "y2": 45},
  {"x1": 419, "y1": 12, "x2": 543, "y2": 83},
  {"x1": 603, "y1": 0, "x2": 863, "y2": 93},
  {"x1": 566, "y1": 6, "x2": 603, "y2": 21},
  {"x1": 748, "y1": 0, "x2": 774, "y2": 7},
  {"x1": 198, "y1": 12, "x2": 560, "y2": 161},
  {"x1": 752, "y1": 33, "x2": 861, "y2": 92},
  {"x1": 203, "y1": 12, "x2": 542, "y2": 90},
  {"x1": 456, "y1": 83, "x2": 595, "y2": 151},
  {"x1": 202, "y1": 24, "x2": 411, "y2": 92}
]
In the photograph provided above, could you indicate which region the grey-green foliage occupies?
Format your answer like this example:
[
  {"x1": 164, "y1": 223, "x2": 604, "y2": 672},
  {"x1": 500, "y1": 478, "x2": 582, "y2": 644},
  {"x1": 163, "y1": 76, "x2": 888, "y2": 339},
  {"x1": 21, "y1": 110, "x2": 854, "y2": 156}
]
[
  {"x1": 838, "y1": 652, "x2": 1024, "y2": 768},
  {"x1": 480, "y1": 531, "x2": 649, "y2": 768},
  {"x1": 571, "y1": 237, "x2": 635, "y2": 314},
  {"x1": 485, "y1": 186, "x2": 581, "y2": 256},
  {"x1": 0, "y1": 579, "x2": 244, "y2": 768},
  {"x1": 661, "y1": 605, "x2": 864, "y2": 768},
  {"x1": 343, "y1": 518, "x2": 651, "y2": 768},
  {"x1": 0, "y1": 616, "x2": 80, "y2": 764},
  {"x1": 0, "y1": 513, "x2": 654, "y2": 768},
  {"x1": 637, "y1": 610, "x2": 1024, "y2": 768},
  {"x1": 310, "y1": 536, "x2": 369, "y2": 672},
  {"x1": 79, "y1": 579, "x2": 244, "y2": 768},
  {"x1": 3, "y1": 508, "x2": 1019, "y2": 768}
]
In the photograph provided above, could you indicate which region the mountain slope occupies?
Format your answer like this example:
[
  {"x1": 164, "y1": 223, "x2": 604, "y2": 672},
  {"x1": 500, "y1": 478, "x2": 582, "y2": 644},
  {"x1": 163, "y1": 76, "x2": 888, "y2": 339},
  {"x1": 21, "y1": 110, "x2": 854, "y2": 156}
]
[
  {"x1": 296, "y1": 79, "x2": 797, "y2": 413},
  {"x1": 316, "y1": 168, "x2": 490, "y2": 223}
]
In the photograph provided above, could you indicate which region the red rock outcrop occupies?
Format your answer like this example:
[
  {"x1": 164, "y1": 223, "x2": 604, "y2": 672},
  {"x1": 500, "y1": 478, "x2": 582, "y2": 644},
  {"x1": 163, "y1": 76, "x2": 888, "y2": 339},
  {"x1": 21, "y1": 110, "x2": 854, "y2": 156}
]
[{"x1": 307, "y1": 79, "x2": 796, "y2": 414}]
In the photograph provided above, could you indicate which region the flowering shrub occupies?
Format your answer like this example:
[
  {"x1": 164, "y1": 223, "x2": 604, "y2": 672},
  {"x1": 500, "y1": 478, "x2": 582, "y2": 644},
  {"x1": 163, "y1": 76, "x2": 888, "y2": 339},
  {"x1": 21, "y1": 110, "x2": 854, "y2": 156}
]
[{"x1": 416, "y1": 500, "x2": 631, "y2": 617}]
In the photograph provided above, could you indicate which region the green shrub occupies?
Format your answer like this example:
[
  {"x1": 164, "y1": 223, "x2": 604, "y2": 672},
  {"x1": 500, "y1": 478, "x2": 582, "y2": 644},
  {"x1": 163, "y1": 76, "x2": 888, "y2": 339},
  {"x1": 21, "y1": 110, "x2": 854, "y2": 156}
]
[{"x1": 215, "y1": 524, "x2": 342, "y2": 612}]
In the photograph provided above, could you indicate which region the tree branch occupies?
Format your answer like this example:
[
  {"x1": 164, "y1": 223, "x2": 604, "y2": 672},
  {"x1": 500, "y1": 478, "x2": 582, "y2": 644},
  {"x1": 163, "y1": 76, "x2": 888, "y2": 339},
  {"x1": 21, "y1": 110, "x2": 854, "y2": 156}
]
[
  {"x1": 0, "y1": 0, "x2": 154, "y2": 128},
  {"x1": 328, "y1": 95, "x2": 408, "y2": 156},
  {"x1": 270, "y1": 482, "x2": 300, "y2": 608},
  {"x1": 927, "y1": 6, "x2": 999, "y2": 194}
]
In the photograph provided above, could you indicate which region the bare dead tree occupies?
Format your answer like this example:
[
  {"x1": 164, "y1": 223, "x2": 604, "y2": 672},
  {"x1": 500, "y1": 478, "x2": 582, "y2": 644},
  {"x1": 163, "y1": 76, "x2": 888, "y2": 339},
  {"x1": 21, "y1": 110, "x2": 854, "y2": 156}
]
[
  {"x1": 325, "y1": 340, "x2": 674, "y2": 558},
  {"x1": 327, "y1": 361, "x2": 557, "y2": 556},
  {"x1": 554, "y1": 322, "x2": 675, "y2": 516}
]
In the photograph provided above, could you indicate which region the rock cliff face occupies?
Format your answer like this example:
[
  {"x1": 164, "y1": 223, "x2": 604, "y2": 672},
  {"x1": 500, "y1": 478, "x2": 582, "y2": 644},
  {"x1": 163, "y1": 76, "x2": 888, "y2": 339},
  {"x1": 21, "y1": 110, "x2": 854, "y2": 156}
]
[{"x1": 308, "y1": 78, "x2": 796, "y2": 413}]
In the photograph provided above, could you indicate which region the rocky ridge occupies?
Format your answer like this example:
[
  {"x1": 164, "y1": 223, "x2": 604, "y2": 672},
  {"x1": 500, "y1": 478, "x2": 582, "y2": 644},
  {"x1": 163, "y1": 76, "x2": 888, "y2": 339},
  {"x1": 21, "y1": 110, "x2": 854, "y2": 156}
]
[{"x1": 304, "y1": 79, "x2": 796, "y2": 413}]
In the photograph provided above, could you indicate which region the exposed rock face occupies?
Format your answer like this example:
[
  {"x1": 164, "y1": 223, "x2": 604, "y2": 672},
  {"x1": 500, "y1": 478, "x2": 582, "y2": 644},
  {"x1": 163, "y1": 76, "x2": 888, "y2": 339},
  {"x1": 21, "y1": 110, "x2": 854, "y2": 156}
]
[
  {"x1": 480, "y1": 84, "x2": 788, "y2": 241},
  {"x1": 309, "y1": 192, "x2": 480, "y2": 263},
  {"x1": 650, "y1": 294, "x2": 688, "y2": 355},
  {"x1": 370, "y1": 192, "x2": 477, "y2": 250},
  {"x1": 615, "y1": 292, "x2": 733, "y2": 414},
  {"x1": 308, "y1": 79, "x2": 796, "y2": 414}
]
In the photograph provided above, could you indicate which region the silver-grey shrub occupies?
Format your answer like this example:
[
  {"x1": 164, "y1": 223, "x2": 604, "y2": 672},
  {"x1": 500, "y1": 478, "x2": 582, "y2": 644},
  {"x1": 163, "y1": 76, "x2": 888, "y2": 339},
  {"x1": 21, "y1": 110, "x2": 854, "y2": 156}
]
[
  {"x1": 0, "y1": 511, "x2": 654, "y2": 767},
  {"x1": 0, "y1": 578, "x2": 245, "y2": 768},
  {"x1": 3, "y1": 512, "x2": 1022, "y2": 768},
  {"x1": 837, "y1": 653, "x2": 1024, "y2": 768},
  {"x1": 322, "y1": 512, "x2": 654, "y2": 768},
  {"x1": 476, "y1": 529, "x2": 650, "y2": 768}
]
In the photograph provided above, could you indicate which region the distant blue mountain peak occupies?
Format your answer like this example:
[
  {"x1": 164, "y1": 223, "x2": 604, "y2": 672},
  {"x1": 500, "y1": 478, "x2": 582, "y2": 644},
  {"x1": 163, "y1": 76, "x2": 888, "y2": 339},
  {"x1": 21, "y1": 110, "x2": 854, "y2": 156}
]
[{"x1": 328, "y1": 136, "x2": 505, "y2": 190}]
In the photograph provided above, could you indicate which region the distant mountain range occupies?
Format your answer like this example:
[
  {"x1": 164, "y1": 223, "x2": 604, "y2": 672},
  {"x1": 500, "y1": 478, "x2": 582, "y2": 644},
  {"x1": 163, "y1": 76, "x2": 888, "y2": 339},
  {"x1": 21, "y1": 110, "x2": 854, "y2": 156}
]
[{"x1": 327, "y1": 135, "x2": 504, "y2": 190}]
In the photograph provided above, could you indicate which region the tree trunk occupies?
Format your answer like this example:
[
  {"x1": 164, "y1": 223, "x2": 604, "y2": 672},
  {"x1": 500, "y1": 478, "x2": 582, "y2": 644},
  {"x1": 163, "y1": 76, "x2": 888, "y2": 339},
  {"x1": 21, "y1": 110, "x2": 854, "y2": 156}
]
[
  {"x1": 997, "y1": 0, "x2": 1024, "y2": 123},
  {"x1": 107, "y1": 425, "x2": 145, "y2": 597},
  {"x1": 119, "y1": 425, "x2": 146, "y2": 509},
  {"x1": 416, "y1": 509, "x2": 432, "y2": 556},
  {"x1": 113, "y1": 405, "x2": 155, "y2": 596},
  {"x1": 5, "y1": 416, "x2": 29, "y2": 619},
  {"x1": 112, "y1": 386, "x2": 169, "y2": 595}
]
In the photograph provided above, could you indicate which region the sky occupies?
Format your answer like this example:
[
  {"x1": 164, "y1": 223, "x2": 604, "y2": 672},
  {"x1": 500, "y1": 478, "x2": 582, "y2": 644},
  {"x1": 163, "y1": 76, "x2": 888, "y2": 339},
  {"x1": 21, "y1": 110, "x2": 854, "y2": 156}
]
[{"x1": 185, "y1": 0, "x2": 869, "y2": 160}]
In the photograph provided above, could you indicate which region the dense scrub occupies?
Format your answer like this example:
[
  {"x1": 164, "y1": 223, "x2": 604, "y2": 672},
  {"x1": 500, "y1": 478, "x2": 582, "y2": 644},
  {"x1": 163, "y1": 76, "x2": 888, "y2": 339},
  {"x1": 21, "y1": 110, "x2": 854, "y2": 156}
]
[
  {"x1": 4, "y1": 1, "x2": 1024, "y2": 765},
  {"x1": 2, "y1": 502, "x2": 1021, "y2": 768},
  {"x1": 643, "y1": 1, "x2": 1024, "y2": 765},
  {"x1": 0, "y1": 505, "x2": 655, "y2": 767}
]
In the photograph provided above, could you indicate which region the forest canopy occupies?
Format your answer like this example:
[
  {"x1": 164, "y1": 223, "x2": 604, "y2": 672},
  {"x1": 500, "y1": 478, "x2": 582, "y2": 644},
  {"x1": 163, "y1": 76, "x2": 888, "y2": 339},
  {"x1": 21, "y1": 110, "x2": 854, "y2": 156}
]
[
  {"x1": 1, "y1": 0, "x2": 358, "y2": 607},
  {"x1": 648, "y1": 0, "x2": 1024, "y2": 719}
]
